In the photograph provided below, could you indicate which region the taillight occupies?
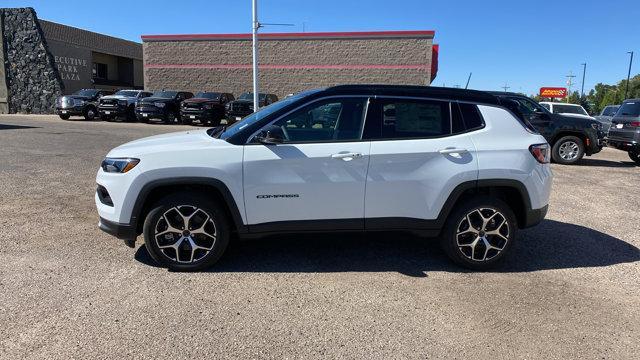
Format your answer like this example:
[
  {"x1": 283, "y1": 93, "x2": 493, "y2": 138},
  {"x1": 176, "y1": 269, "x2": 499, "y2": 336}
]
[
  {"x1": 529, "y1": 144, "x2": 550, "y2": 164},
  {"x1": 629, "y1": 121, "x2": 640, "y2": 127}
]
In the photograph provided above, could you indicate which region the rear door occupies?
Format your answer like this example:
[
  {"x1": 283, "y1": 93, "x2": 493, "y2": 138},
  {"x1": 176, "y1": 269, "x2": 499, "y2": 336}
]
[
  {"x1": 363, "y1": 97, "x2": 478, "y2": 228},
  {"x1": 243, "y1": 96, "x2": 371, "y2": 230}
]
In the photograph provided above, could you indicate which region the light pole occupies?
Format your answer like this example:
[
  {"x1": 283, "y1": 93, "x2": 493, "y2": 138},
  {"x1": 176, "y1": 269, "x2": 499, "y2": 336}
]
[
  {"x1": 580, "y1": 63, "x2": 587, "y2": 98},
  {"x1": 625, "y1": 51, "x2": 634, "y2": 100},
  {"x1": 252, "y1": 0, "x2": 260, "y2": 113}
]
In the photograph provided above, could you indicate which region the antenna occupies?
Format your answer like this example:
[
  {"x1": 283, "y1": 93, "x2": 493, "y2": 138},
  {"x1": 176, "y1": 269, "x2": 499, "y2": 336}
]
[{"x1": 465, "y1": 72, "x2": 472, "y2": 89}]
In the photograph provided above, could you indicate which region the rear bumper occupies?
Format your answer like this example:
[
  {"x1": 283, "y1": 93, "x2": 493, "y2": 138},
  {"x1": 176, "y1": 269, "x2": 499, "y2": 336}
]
[
  {"x1": 607, "y1": 138, "x2": 640, "y2": 152},
  {"x1": 99, "y1": 217, "x2": 137, "y2": 241},
  {"x1": 523, "y1": 205, "x2": 548, "y2": 228}
]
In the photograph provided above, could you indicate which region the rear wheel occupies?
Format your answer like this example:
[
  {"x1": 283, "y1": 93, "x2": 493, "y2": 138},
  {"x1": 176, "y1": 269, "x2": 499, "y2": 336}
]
[
  {"x1": 84, "y1": 106, "x2": 97, "y2": 121},
  {"x1": 552, "y1": 136, "x2": 584, "y2": 165},
  {"x1": 440, "y1": 196, "x2": 517, "y2": 270},
  {"x1": 629, "y1": 150, "x2": 640, "y2": 166},
  {"x1": 143, "y1": 193, "x2": 230, "y2": 271}
]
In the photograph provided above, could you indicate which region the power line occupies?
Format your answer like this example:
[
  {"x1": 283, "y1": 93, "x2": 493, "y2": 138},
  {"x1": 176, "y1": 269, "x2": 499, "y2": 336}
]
[{"x1": 501, "y1": 83, "x2": 510, "y2": 92}]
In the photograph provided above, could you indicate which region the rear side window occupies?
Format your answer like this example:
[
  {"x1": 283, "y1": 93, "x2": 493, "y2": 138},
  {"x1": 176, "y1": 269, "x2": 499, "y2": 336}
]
[
  {"x1": 458, "y1": 103, "x2": 484, "y2": 130},
  {"x1": 365, "y1": 99, "x2": 451, "y2": 139}
]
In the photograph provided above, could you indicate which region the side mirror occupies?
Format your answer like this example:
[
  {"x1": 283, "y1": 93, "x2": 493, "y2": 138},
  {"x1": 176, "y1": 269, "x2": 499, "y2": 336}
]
[{"x1": 255, "y1": 125, "x2": 284, "y2": 145}]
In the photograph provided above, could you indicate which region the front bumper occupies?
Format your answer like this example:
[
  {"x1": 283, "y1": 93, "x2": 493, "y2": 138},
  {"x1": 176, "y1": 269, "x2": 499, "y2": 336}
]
[
  {"x1": 135, "y1": 107, "x2": 167, "y2": 120},
  {"x1": 99, "y1": 217, "x2": 136, "y2": 240},
  {"x1": 181, "y1": 109, "x2": 215, "y2": 123},
  {"x1": 585, "y1": 131, "x2": 604, "y2": 155},
  {"x1": 225, "y1": 110, "x2": 251, "y2": 120},
  {"x1": 56, "y1": 107, "x2": 83, "y2": 116},
  {"x1": 99, "y1": 105, "x2": 128, "y2": 117}
]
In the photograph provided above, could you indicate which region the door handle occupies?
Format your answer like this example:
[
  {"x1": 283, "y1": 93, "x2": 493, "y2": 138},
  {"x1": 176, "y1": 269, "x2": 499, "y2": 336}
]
[
  {"x1": 331, "y1": 152, "x2": 363, "y2": 161},
  {"x1": 438, "y1": 148, "x2": 469, "y2": 155}
]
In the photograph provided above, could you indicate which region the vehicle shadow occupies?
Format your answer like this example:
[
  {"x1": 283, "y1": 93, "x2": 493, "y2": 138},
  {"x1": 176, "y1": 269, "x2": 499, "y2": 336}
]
[
  {"x1": 0, "y1": 124, "x2": 40, "y2": 130},
  {"x1": 579, "y1": 158, "x2": 637, "y2": 168},
  {"x1": 134, "y1": 220, "x2": 639, "y2": 276}
]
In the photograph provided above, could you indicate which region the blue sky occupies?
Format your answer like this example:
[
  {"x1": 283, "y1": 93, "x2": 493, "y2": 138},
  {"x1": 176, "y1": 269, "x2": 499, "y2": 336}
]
[{"x1": 3, "y1": 0, "x2": 639, "y2": 95}]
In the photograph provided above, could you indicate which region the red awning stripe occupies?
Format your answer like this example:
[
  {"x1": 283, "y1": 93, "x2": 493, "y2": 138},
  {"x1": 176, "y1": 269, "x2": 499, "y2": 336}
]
[{"x1": 145, "y1": 64, "x2": 429, "y2": 70}]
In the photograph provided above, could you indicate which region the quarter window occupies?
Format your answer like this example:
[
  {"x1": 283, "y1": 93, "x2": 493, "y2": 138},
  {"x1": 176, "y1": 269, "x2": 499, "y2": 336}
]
[
  {"x1": 367, "y1": 99, "x2": 451, "y2": 139},
  {"x1": 270, "y1": 98, "x2": 367, "y2": 142},
  {"x1": 458, "y1": 103, "x2": 484, "y2": 130}
]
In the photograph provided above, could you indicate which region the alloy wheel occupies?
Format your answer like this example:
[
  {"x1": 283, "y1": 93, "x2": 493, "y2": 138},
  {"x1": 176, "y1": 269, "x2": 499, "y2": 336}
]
[
  {"x1": 558, "y1": 141, "x2": 579, "y2": 161},
  {"x1": 154, "y1": 205, "x2": 217, "y2": 263},
  {"x1": 456, "y1": 208, "x2": 510, "y2": 262}
]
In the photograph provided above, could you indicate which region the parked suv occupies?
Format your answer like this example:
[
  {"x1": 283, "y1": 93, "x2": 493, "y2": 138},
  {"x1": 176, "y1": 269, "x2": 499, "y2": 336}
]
[
  {"x1": 608, "y1": 99, "x2": 640, "y2": 165},
  {"x1": 56, "y1": 89, "x2": 114, "y2": 120},
  {"x1": 225, "y1": 92, "x2": 279, "y2": 121},
  {"x1": 99, "y1": 90, "x2": 153, "y2": 122},
  {"x1": 491, "y1": 93, "x2": 604, "y2": 164},
  {"x1": 180, "y1": 92, "x2": 234, "y2": 126},
  {"x1": 96, "y1": 85, "x2": 552, "y2": 271},
  {"x1": 135, "y1": 91, "x2": 194, "y2": 124},
  {"x1": 594, "y1": 105, "x2": 620, "y2": 133}
]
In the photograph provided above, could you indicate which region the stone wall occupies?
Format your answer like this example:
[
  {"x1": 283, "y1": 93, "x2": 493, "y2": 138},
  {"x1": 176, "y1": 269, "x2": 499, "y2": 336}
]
[
  {"x1": 0, "y1": 8, "x2": 63, "y2": 114},
  {"x1": 143, "y1": 32, "x2": 435, "y2": 98}
]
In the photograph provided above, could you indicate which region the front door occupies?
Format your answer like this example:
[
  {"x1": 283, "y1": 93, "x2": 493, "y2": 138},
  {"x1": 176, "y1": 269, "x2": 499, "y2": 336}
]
[{"x1": 243, "y1": 97, "x2": 371, "y2": 231}]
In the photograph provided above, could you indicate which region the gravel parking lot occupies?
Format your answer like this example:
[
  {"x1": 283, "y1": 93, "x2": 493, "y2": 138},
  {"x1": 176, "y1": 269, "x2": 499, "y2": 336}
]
[{"x1": 1, "y1": 115, "x2": 638, "y2": 359}]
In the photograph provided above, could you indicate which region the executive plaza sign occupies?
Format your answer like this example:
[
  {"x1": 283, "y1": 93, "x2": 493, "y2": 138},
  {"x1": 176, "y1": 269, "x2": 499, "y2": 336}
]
[{"x1": 539, "y1": 87, "x2": 568, "y2": 99}]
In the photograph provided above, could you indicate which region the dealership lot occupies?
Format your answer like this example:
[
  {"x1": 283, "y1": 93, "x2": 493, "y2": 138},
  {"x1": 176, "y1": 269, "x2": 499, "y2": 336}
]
[{"x1": 0, "y1": 115, "x2": 638, "y2": 359}]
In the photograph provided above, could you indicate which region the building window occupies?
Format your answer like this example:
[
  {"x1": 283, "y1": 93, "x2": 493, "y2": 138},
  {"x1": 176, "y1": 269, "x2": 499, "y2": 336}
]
[{"x1": 93, "y1": 63, "x2": 108, "y2": 80}]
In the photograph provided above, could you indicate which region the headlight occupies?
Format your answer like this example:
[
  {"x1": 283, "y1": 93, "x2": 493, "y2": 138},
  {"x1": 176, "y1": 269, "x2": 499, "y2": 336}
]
[
  {"x1": 74, "y1": 99, "x2": 85, "y2": 106},
  {"x1": 224, "y1": 103, "x2": 230, "y2": 110},
  {"x1": 591, "y1": 123, "x2": 602, "y2": 130},
  {"x1": 101, "y1": 158, "x2": 140, "y2": 173},
  {"x1": 249, "y1": 104, "x2": 254, "y2": 110},
  {"x1": 154, "y1": 102, "x2": 166, "y2": 108}
]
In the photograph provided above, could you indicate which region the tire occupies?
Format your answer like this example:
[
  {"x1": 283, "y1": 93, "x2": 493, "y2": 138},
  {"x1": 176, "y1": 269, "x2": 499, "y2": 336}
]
[
  {"x1": 143, "y1": 193, "x2": 230, "y2": 271},
  {"x1": 84, "y1": 106, "x2": 97, "y2": 121},
  {"x1": 126, "y1": 106, "x2": 136, "y2": 122},
  {"x1": 59, "y1": 114, "x2": 70, "y2": 120},
  {"x1": 182, "y1": 116, "x2": 192, "y2": 125},
  {"x1": 164, "y1": 112, "x2": 177, "y2": 124},
  {"x1": 629, "y1": 150, "x2": 640, "y2": 166},
  {"x1": 101, "y1": 115, "x2": 114, "y2": 122},
  {"x1": 551, "y1": 135, "x2": 584, "y2": 165},
  {"x1": 440, "y1": 196, "x2": 517, "y2": 270}
]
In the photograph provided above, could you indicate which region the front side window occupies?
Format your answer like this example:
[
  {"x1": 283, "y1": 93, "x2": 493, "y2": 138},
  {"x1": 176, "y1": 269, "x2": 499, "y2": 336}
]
[
  {"x1": 269, "y1": 98, "x2": 367, "y2": 142},
  {"x1": 152, "y1": 91, "x2": 177, "y2": 98},
  {"x1": 115, "y1": 90, "x2": 139, "y2": 97},
  {"x1": 366, "y1": 99, "x2": 451, "y2": 139}
]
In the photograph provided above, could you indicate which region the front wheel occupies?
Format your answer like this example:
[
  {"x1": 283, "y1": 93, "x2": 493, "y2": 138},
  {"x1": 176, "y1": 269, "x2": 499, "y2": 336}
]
[
  {"x1": 164, "y1": 112, "x2": 178, "y2": 124},
  {"x1": 143, "y1": 193, "x2": 230, "y2": 271},
  {"x1": 552, "y1": 136, "x2": 584, "y2": 165},
  {"x1": 629, "y1": 150, "x2": 640, "y2": 166},
  {"x1": 440, "y1": 197, "x2": 517, "y2": 270},
  {"x1": 59, "y1": 114, "x2": 70, "y2": 120}
]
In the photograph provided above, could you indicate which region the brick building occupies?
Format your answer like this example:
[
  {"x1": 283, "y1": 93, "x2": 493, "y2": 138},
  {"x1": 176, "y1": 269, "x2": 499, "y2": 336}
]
[{"x1": 142, "y1": 30, "x2": 438, "y2": 98}]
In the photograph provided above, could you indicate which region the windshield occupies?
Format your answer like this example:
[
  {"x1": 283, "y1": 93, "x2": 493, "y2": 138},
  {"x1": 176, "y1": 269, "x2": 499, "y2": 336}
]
[
  {"x1": 601, "y1": 106, "x2": 619, "y2": 116},
  {"x1": 218, "y1": 90, "x2": 321, "y2": 140},
  {"x1": 238, "y1": 93, "x2": 267, "y2": 101},
  {"x1": 115, "y1": 90, "x2": 139, "y2": 97},
  {"x1": 74, "y1": 89, "x2": 98, "y2": 97},
  {"x1": 195, "y1": 92, "x2": 221, "y2": 100},
  {"x1": 152, "y1": 91, "x2": 178, "y2": 98},
  {"x1": 618, "y1": 101, "x2": 640, "y2": 117},
  {"x1": 552, "y1": 104, "x2": 588, "y2": 115}
]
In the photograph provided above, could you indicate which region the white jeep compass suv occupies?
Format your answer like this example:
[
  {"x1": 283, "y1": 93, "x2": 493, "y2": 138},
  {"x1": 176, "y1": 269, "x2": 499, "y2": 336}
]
[{"x1": 96, "y1": 85, "x2": 552, "y2": 271}]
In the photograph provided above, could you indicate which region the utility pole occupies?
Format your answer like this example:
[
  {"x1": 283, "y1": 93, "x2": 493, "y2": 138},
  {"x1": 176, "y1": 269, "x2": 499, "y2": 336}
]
[
  {"x1": 580, "y1": 63, "x2": 587, "y2": 98},
  {"x1": 465, "y1": 72, "x2": 472, "y2": 89},
  {"x1": 625, "y1": 51, "x2": 634, "y2": 100},
  {"x1": 252, "y1": 0, "x2": 260, "y2": 113},
  {"x1": 566, "y1": 71, "x2": 576, "y2": 103},
  {"x1": 501, "y1": 83, "x2": 510, "y2": 92}
]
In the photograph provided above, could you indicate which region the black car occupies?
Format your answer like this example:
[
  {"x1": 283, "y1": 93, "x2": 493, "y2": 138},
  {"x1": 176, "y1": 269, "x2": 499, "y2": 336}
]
[
  {"x1": 55, "y1": 89, "x2": 114, "y2": 120},
  {"x1": 180, "y1": 92, "x2": 234, "y2": 126},
  {"x1": 225, "y1": 93, "x2": 279, "y2": 121},
  {"x1": 608, "y1": 99, "x2": 640, "y2": 165},
  {"x1": 135, "y1": 91, "x2": 194, "y2": 124},
  {"x1": 491, "y1": 92, "x2": 605, "y2": 165},
  {"x1": 98, "y1": 90, "x2": 153, "y2": 122}
]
